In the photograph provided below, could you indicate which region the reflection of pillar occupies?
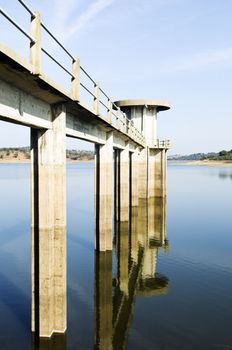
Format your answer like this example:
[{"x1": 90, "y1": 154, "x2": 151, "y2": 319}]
[
  {"x1": 130, "y1": 206, "x2": 139, "y2": 264},
  {"x1": 31, "y1": 104, "x2": 66, "y2": 337},
  {"x1": 117, "y1": 222, "x2": 129, "y2": 295},
  {"x1": 94, "y1": 252, "x2": 113, "y2": 350},
  {"x1": 137, "y1": 200, "x2": 148, "y2": 247},
  {"x1": 155, "y1": 196, "x2": 166, "y2": 245},
  {"x1": 147, "y1": 196, "x2": 166, "y2": 244},
  {"x1": 95, "y1": 132, "x2": 113, "y2": 251},
  {"x1": 32, "y1": 333, "x2": 67, "y2": 350},
  {"x1": 142, "y1": 196, "x2": 167, "y2": 279},
  {"x1": 119, "y1": 145, "x2": 130, "y2": 221},
  {"x1": 147, "y1": 197, "x2": 155, "y2": 242},
  {"x1": 141, "y1": 247, "x2": 158, "y2": 278}
]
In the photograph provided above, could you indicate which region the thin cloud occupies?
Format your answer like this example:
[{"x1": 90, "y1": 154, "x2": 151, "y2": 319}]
[
  {"x1": 161, "y1": 47, "x2": 232, "y2": 73},
  {"x1": 53, "y1": 0, "x2": 114, "y2": 41},
  {"x1": 54, "y1": 0, "x2": 77, "y2": 24}
]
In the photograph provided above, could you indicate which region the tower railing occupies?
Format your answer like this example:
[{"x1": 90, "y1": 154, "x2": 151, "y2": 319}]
[{"x1": 154, "y1": 139, "x2": 171, "y2": 149}]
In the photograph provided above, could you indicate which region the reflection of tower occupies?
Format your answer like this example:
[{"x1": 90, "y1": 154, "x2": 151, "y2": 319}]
[
  {"x1": 138, "y1": 197, "x2": 169, "y2": 297},
  {"x1": 116, "y1": 222, "x2": 130, "y2": 296},
  {"x1": 94, "y1": 195, "x2": 169, "y2": 349}
]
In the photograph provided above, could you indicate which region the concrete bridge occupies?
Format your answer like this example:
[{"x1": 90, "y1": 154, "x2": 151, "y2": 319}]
[
  {"x1": 32, "y1": 198, "x2": 168, "y2": 349},
  {"x1": 0, "y1": 1, "x2": 170, "y2": 339}
]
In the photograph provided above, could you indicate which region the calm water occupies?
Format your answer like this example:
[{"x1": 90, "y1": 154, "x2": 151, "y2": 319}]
[{"x1": 0, "y1": 163, "x2": 232, "y2": 350}]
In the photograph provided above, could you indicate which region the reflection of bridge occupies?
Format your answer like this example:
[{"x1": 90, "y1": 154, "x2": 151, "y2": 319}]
[{"x1": 0, "y1": 1, "x2": 170, "y2": 338}]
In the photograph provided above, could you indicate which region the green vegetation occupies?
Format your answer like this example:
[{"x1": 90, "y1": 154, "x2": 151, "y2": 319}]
[
  {"x1": 206, "y1": 150, "x2": 232, "y2": 161},
  {"x1": 0, "y1": 147, "x2": 94, "y2": 161},
  {"x1": 66, "y1": 149, "x2": 94, "y2": 161},
  {"x1": 168, "y1": 150, "x2": 232, "y2": 161},
  {"x1": 168, "y1": 152, "x2": 216, "y2": 161}
]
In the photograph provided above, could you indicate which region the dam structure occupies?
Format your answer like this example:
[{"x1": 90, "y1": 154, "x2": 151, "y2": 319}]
[{"x1": 0, "y1": 1, "x2": 170, "y2": 338}]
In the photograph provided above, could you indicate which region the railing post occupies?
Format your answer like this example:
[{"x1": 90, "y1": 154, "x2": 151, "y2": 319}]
[
  {"x1": 107, "y1": 98, "x2": 112, "y2": 124},
  {"x1": 116, "y1": 108, "x2": 121, "y2": 130},
  {"x1": 71, "y1": 58, "x2": 80, "y2": 101},
  {"x1": 30, "y1": 11, "x2": 41, "y2": 75},
  {"x1": 94, "y1": 82, "x2": 100, "y2": 115}
]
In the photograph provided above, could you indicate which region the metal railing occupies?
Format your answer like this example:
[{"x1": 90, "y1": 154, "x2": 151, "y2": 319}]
[
  {"x1": 0, "y1": 1, "x2": 146, "y2": 146},
  {"x1": 154, "y1": 139, "x2": 171, "y2": 149}
]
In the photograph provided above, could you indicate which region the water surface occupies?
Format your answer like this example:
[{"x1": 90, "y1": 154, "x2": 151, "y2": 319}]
[{"x1": 0, "y1": 163, "x2": 231, "y2": 350}]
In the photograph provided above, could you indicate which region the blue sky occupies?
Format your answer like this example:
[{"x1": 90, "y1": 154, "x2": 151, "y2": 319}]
[{"x1": 0, "y1": 0, "x2": 232, "y2": 154}]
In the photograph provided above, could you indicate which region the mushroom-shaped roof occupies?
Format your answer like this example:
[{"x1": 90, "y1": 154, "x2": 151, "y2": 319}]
[{"x1": 114, "y1": 99, "x2": 170, "y2": 112}]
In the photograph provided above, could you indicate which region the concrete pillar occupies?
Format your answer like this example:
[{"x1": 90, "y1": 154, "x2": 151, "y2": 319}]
[
  {"x1": 161, "y1": 149, "x2": 167, "y2": 197},
  {"x1": 147, "y1": 148, "x2": 156, "y2": 199},
  {"x1": 94, "y1": 251, "x2": 113, "y2": 350},
  {"x1": 31, "y1": 104, "x2": 66, "y2": 337},
  {"x1": 114, "y1": 149, "x2": 120, "y2": 222},
  {"x1": 119, "y1": 144, "x2": 130, "y2": 221},
  {"x1": 95, "y1": 132, "x2": 113, "y2": 251},
  {"x1": 131, "y1": 149, "x2": 139, "y2": 207},
  {"x1": 137, "y1": 148, "x2": 148, "y2": 199},
  {"x1": 153, "y1": 150, "x2": 163, "y2": 198},
  {"x1": 153, "y1": 149, "x2": 167, "y2": 198}
]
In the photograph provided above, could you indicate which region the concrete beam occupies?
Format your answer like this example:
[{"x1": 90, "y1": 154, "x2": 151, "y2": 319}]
[{"x1": 0, "y1": 78, "x2": 52, "y2": 129}]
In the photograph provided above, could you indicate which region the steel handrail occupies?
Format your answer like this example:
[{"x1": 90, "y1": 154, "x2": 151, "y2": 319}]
[
  {"x1": 41, "y1": 48, "x2": 74, "y2": 78},
  {"x1": 18, "y1": 0, "x2": 35, "y2": 17},
  {"x1": 0, "y1": 8, "x2": 35, "y2": 43},
  {"x1": 41, "y1": 23, "x2": 74, "y2": 61},
  {"x1": 0, "y1": 0, "x2": 146, "y2": 147}
]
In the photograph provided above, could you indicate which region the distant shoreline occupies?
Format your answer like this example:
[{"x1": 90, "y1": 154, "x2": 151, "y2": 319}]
[
  {"x1": 0, "y1": 148, "x2": 94, "y2": 163},
  {"x1": 0, "y1": 159, "x2": 94, "y2": 164},
  {"x1": 168, "y1": 160, "x2": 232, "y2": 167}
]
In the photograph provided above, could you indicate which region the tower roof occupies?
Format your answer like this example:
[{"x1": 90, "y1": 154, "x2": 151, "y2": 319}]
[{"x1": 114, "y1": 99, "x2": 170, "y2": 112}]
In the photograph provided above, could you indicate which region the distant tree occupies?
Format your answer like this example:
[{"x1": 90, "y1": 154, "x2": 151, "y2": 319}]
[{"x1": 219, "y1": 150, "x2": 227, "y2": 157}]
